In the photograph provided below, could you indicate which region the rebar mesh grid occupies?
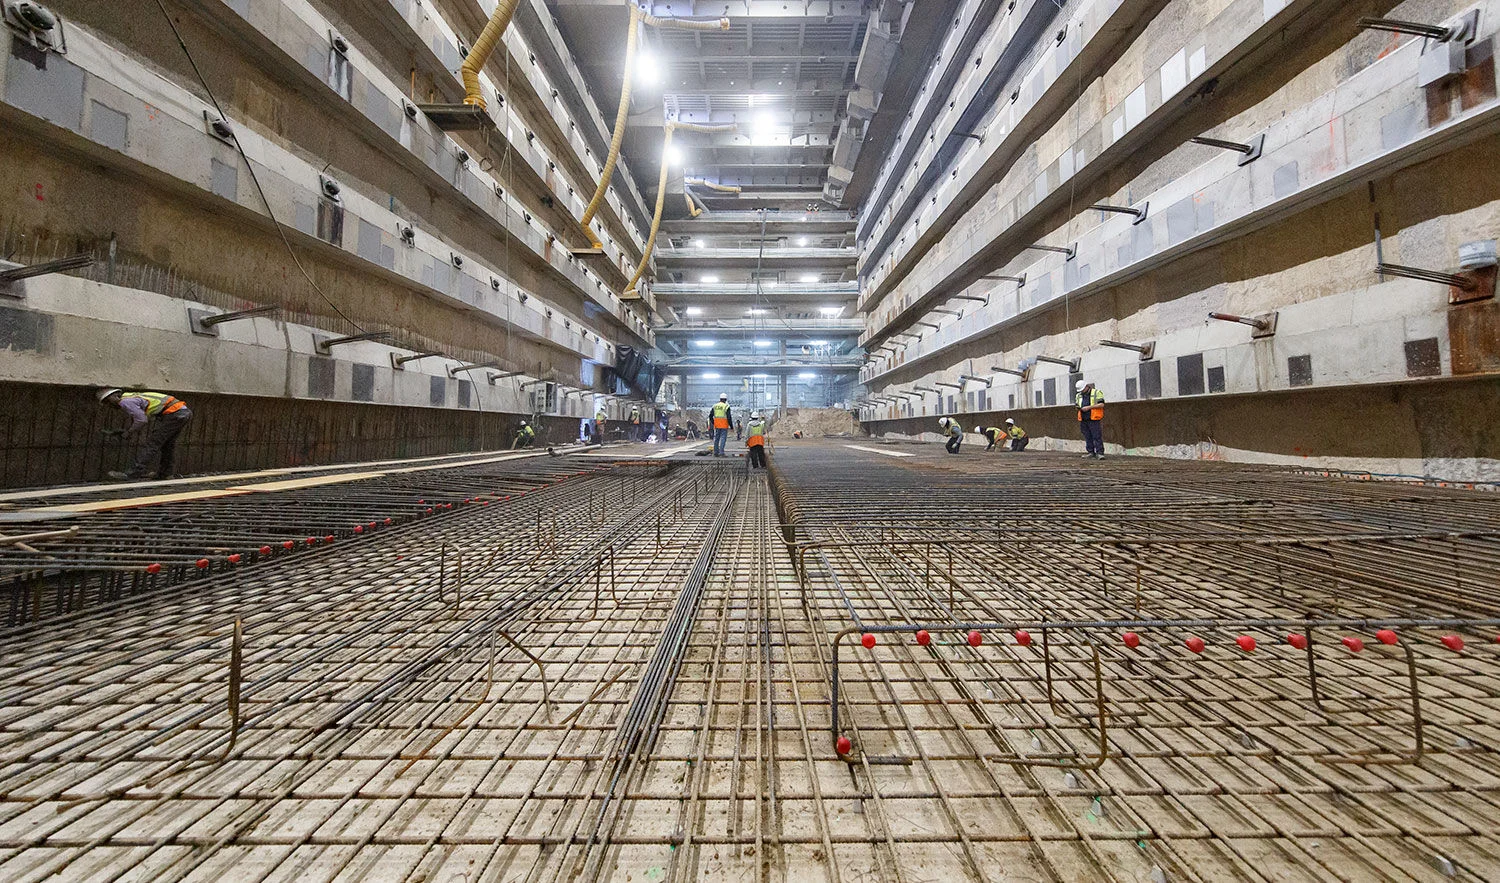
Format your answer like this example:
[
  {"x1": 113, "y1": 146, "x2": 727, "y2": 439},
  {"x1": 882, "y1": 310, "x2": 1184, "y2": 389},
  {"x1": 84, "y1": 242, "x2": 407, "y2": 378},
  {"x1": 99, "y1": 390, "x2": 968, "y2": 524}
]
[{"x1": 2, "y1": 444, "x2": 1500, "y2": 881}]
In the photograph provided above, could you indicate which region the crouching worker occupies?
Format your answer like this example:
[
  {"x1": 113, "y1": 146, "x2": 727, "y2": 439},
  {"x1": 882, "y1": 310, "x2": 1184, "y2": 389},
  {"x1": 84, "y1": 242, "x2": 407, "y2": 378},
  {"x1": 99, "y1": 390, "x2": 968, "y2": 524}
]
[
  {"x1": 1005, "y1": 418, "x2": 1029, "y2": 451},
  {"x1": 937, "y1": 416, "x2": 962, "y2": 453},
  {"x1": 513, "y1": 419, "x2": 536, "y2": 449},
  {"x1": 98, "y1": 388, "x2": 193, "y2": 480},
  {"x1": 746, "y1": 411, "x2": 769, "y2": 469},
  {"x1": 977, "y1": 424, "x2": 1006, "y2": 452}
]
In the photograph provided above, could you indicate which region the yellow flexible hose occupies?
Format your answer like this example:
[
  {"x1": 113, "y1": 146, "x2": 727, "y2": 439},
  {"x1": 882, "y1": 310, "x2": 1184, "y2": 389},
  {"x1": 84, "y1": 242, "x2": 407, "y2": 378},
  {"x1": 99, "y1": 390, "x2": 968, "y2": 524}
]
[
  {"x1": 460, "y1": 0, "x2": 522, "y2": 110},
  {"x1": 622, "y1": 121, "x2": 738, "y2": 298},
  {"x1": 578, "y1": 6, "x2": 641, "y2": 248},
  {"x1": 578, "y1": 13, "x2": 728, "y2": 248},
  {"x1": 683, "y1": 192, "x2": 701, "y2": 218},
  {"x1": 685, "y1": 176, "x2": 741, "y2": 194},
  {"x1": 623, "y1": 125, "x2": 674, "y2": 299},
  {"x1": 641, "y1": 13, "x2": 730, "y2": 30}
]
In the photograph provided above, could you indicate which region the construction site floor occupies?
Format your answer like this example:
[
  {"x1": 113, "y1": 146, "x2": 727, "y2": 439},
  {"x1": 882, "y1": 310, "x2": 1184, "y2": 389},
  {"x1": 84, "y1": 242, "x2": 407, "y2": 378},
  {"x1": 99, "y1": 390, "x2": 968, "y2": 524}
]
[{"x1": 3, "y1": 440, "x2": 1500, "y2": 881}]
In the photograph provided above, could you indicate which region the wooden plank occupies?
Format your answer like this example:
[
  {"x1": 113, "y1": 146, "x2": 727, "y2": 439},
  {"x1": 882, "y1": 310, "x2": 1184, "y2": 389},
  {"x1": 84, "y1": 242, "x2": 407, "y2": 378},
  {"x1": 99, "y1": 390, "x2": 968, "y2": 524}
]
[
  {"x1": 229, "y1": 472, "x2": 388, "y2": 493},
  {"x1": 36, "y1": 488, "x2": 255, "y2": 513}
]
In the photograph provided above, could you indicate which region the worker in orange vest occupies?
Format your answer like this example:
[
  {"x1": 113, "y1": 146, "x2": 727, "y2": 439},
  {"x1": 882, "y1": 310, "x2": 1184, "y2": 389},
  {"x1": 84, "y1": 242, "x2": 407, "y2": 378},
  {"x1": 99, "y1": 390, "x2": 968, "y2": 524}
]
[
  {"x1": 745, "y1": 412, "x2": 768, "y2": 469},
  {"x1": 1075, "y1": 379, "x2": 1105, "y2": 459},
  {"x1": 98, "y1": 388, "x2": 193, "y2": 480}
]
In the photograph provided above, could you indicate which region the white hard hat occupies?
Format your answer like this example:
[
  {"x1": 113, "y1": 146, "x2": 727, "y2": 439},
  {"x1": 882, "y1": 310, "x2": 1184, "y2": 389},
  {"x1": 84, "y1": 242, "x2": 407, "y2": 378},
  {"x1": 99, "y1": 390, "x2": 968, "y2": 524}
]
[
  {"x1": 1074, "y1": 380, "x2": 1086, "y2": 391},
  {"x1": 519, "y1": 419, "x2": 527, "y2": 425},
  {"x1": 1005, "y1": 418, "x2": 1015, "y2": 424},
  {"x1": 719, "y1": 393, "x2": 728, "y2": 401},
  {"x1": 751, "y1": 411, "x2": 761, "y2": 419},
  {"x1": 97, "y1": 388, "x2": 123, "y2": 401},
  {"x1": 938, "y1": 416, "x2": 950, "y2": 426}
]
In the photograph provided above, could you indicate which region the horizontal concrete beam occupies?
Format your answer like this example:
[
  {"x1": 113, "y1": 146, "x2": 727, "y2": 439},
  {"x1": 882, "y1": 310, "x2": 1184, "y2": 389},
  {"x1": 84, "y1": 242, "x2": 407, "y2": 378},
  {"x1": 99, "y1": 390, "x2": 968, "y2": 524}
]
[
  {"x1": 655, "y1": 319, "x2": 863, "y2": 336},
  {"x1": 862, "y1": 9, "x2": 1500, "y2": 380},
  {"x1": 861, "y1": 0, "x2": 1335, "y2": 314},
  {"x1": 859, "y1": 276, "x2": 1473, "y2": 430},
  {"x1": 2, "y1": 272, "x2": 631, "y2": 418},
  {"x1": 655, "y1": 247, "x2": 857, "y2": 268},
  {"x1": 0, "y1": 26, "x2": 647, "y2": 357},
  {"x1": 191, "y1": 0, "x2": 641, "y2": 308}
]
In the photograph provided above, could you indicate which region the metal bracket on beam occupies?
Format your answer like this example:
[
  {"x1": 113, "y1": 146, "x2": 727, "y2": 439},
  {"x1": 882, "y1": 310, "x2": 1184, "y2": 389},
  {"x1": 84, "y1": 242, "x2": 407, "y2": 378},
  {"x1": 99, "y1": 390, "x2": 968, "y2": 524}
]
[
  {"x1": 1209, "y1": 311, "x2": 1278, "y2": 338},
  {"x1": 416, "y1": 103, "x2": 496, "y2": 131},
  {"x1": 1356, "y1": 15, "x2": 1473, "y2": 43},
  {"x1": 990, "y1": 366, "x2": 1028, "y2": 378},
  {"x1": 0, "y1": 253, "x2": 94, "y2": 298},
  {"x1": 1034, "y1": 355, "x2": 1081, "y2": 372},
  {"x1": 1092, "y1": 203, "x2": 1149, "y2": 224},
  {"x1": 448, "y1": 360, "x2": 499, "y2": 377},
  {"x1": 982, "y1": 273, "x2": 1027, "y2": 287},
  {"x1": 1376, "y1": 262, "x2": 1495, "y2": 304},
  {"x1": 315, "y1": 331, "x2": 392, "y2": 353},
  {"x1": 1026, "y1": 243, "x2": 1076, "y2": 260},
  {"x1": 912, "y1": 386, "x2": 940, "y2": 395},
  {"x1": 1098, "y1": 339, "x2": 1156, "y2": 360},
  {"x1": 1190, "y1": 133, "x2": 1265, "y2": 165},
  {"x1": 189, "y1": 304, "x2": 281, "y2": 337},
  {"x1": 933, "y1": 381, "x2": 964, "y2": 390},
  {"x1": 392, "y1": 351, "x2": 444, "y2": 369},
  {"x1": 959, "y1": 374, "x2": 992, "y2": 387},
  {"x1": 912, "y1": 321, "x2": 941, "y2": 331},
  {"x1": 948, "y1": 294, "x2": 988, "y2": 304}
]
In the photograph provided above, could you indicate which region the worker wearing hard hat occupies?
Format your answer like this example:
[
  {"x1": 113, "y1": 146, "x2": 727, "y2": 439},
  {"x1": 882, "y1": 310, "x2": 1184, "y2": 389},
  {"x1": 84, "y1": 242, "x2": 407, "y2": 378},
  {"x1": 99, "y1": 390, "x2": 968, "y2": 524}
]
[
  {"x1": 594, "y1": 406, "x2": 607, "y2": 443},
  {"x1": 937, "y1": 416, "x2": 963, "y2": 454},
  {"x1": 710, "y1": 393, "x2": 734, "y2": 457},
  {"x1": 513, "y1": 419, "x2": 536, "y2": 449},
  {"x1": 1075, "y1": 379, "x2": 1105, "y2": 459},
  {"x1": 98, "y1": 387, "x2": 193, "y2": 480},
  {"x1": 1005, "y1": 418, "x2": 1029, "y2": 451},
  {"x1": 628, "y1": 403, "x2": 643, "y2": 441},
  {"x1": 976, "y1": 424, "x2": 1006, "y2": 452},
  {"x1": 745, "y1": 411, "x2": 768, "y2": 469}
]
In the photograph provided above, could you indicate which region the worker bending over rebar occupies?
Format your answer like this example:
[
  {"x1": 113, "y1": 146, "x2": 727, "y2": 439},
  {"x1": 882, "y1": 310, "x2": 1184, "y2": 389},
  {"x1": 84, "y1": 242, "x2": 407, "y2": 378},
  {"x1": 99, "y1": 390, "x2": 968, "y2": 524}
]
[
  {"x1": 938, "y1": 416, "x2": 962, "y2": 454},
  {"x1": 1005, "y1": 418, "x2": 1029, "y2": 451},
  {"x1": 98, "y1": 387, "x2": 193, "y2": 480}
]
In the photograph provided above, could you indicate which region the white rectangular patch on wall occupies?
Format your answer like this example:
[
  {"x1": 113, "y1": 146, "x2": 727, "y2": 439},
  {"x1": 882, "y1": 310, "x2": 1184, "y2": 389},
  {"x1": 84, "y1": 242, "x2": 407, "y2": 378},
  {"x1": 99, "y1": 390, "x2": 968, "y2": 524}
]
[
  {"x1": 1262, "y1": 0, "x2": 1288, "y2": 20},
  {"x1": 1124, "y1": 84, "x2": 1148, "y2": 130},
  {"x1": 1188, "y1": 47, "x2": 1207, "y2": 80},
  {"x1": 1160, "y1": 49, "x2": 1187, "y2": 100}
]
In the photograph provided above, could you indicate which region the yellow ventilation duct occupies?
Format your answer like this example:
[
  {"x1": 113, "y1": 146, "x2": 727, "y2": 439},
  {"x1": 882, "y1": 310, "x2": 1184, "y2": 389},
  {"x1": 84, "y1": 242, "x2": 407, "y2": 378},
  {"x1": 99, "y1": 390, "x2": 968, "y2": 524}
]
[
  {"x1": 459, "y1": 0, "x2": 521, "y2": 110},
  {"x1": 685, "y1": 177, "x2": 741, "y2": 194},
  {"x1": 623, "y1": 120, "x2": 736, "y2": 299},
  {"x1": 579, "y1": 12, "x2": 730, "y2": 248}
]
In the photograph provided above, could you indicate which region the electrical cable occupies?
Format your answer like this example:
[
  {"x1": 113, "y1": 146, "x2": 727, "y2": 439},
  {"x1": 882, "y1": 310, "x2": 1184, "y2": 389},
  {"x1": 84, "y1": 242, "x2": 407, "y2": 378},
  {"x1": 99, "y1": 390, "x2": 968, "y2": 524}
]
[{"x1": 153, "y1": 0, "x2": 365, "y2": 333}]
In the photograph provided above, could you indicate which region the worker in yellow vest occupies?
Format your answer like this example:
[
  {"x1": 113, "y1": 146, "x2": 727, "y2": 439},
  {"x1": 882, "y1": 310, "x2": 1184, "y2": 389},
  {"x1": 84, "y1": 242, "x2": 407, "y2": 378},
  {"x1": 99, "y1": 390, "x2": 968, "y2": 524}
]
[
  {"x1": 1005, "y1": 418, "x2": 1029, "y2": 451},
  {"x1": 976, "y1": 424, "x2": 1006, "y2": 451},
  {"x1": 98, "y1": 388, "x2": 193, "y2": 480},
  {"x1": 593, "y1": 406, "x2": 607, "y2": 443},
  {"x1": 628, "y1": 404, "x2": 643, "y2": 441},
  {"x1": 512, "y1": 420, "x2": 536, "y2": 449},
  {"x1": 938, "y1": 416, "x2": 962, "y2": 454},
  {"x1": 710, "y1": 393, "x2": 733, "y2": 457},
  {"x1": 1075, "y1": 379, "x2": 1105, "y2": 459},
  {"x1": 745, "y1": 411, "x2": 768, "y2": 469}
]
